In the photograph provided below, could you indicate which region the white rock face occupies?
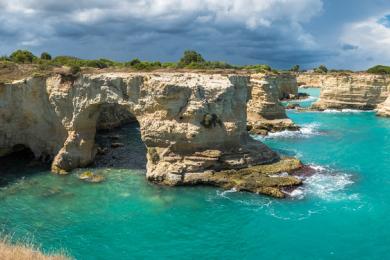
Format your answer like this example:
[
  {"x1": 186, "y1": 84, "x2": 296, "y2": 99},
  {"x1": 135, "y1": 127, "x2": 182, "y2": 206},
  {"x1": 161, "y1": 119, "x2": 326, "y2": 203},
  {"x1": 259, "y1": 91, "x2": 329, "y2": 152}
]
[
  {"x1": 298, "y1": 73, "x2": 390, "y2": 110},
  {"x1": 377, "y1": 95, "x2": 390, "y2": 117},
  {"x1": 0, "y1": 72, "x2": 279, "y2": 184},
  {"x1": 247, "y1": 73, "x2": 298, "y2": 135}
]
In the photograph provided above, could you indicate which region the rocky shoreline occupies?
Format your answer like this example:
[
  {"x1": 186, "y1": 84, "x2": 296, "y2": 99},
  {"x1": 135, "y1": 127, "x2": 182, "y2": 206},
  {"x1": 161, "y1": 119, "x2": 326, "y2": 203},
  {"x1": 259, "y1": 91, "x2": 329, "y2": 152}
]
[
  {"x1": 4, "y1": 70, "x2": 390, "y2": 197},
  {"x1": 298, "y1": 72, "x2": 390, "y2": 115},
  {"x1": 0, "y1": 71, "x2": 302, "y2": 198}
]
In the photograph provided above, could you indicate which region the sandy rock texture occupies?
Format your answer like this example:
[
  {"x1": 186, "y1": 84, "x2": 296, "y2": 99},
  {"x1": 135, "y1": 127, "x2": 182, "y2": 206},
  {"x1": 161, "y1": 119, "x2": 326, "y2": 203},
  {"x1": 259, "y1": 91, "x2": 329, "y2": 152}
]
[
  {"x1": 297, "y1": 73, "x2": 390, "y2": 110},
  {"x1": 0, "y1": 72, "x2": 302, "y2": 197},
  {"x1": 247, "y1": 73, "x2": 298, "y2": 135},
  {"x1": 377, "y1": 95, "x2": 390, "y2": 117}
]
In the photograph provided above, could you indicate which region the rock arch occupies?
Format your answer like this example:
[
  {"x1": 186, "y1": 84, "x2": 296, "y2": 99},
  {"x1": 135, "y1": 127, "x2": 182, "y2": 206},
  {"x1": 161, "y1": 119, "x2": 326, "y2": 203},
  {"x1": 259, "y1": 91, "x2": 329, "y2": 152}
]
[{"x1": 0, "y1": 72, "x2": 302, "y2": 189}]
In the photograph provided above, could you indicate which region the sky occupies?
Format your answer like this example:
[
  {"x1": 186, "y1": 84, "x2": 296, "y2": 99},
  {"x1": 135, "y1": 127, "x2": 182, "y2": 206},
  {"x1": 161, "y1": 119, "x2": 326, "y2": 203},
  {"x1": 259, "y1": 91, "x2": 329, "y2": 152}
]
[{"x1": 0, "y1": 0, "x2": 390, "y2": 70}]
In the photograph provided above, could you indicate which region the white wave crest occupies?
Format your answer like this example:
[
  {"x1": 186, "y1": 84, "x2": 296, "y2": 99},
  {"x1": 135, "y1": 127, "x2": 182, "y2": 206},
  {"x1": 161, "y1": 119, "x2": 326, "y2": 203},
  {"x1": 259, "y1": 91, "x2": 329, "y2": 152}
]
[
  {"x1": 262, "y1": 123, "x2": 321, "y2": 139},
  {"x1": 322, "y1": 109, "x2": 373, "y2": 113},
  {"x1": 295, "y1": 164, "x2": 357, "y2": 201},
  {"x1": 284, "y1": 96, "x2": 318, "y2": 104}
]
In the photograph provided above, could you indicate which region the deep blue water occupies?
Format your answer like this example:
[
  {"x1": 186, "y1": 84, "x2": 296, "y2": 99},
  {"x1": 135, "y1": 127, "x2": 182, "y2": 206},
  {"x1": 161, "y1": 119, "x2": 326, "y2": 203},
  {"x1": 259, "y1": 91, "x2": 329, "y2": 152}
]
[{"x1": 1, "y1": 88, "x2": 390, "y2": 259}]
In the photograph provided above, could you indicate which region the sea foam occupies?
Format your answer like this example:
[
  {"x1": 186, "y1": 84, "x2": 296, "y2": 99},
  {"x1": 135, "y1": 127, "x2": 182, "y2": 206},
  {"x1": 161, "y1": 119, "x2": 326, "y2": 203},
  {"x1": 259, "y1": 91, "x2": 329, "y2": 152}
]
[
  {"x1": 286, "y1": 164, "x2": 357, "y2": 201},
  {"x1": 257, "y1": 122, "x2": 322, "y2": 139}
]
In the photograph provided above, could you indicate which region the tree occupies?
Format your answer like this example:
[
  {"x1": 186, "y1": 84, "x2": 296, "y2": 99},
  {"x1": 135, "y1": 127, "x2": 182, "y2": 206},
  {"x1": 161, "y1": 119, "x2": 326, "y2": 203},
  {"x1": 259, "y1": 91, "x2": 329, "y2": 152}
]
[
  {"x1": 290, "y1": 65, "x2": 300, "y2": 72},
  {"x1": 10, "y1": 50, "x2": 36, "y2": 63},
  {"x1": 314, "y1": 64, "x2": 328, "y2": 73},
  {"x1": 40, "y1": 52, "x2": 52, "y2": 60},
  {"x1": 178, "y1": 50, "x2": 205, "y2": 67},
  {"x1": 129, "y1": 58, "x2": 141, "y2": 66}
]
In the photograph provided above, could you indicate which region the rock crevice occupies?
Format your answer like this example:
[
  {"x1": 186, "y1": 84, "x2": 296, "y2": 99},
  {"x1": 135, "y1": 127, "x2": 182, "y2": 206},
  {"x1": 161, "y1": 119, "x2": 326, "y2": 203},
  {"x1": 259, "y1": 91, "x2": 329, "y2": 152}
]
[{"x1": 247, "y1": 73, "x2": 298, "y2": 135}]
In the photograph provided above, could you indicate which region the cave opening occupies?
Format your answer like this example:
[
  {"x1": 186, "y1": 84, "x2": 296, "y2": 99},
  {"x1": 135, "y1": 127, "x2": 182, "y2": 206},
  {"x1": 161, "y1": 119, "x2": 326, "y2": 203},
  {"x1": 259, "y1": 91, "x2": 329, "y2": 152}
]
[
  {"x1": 0, "y1": 144, "x2": 48, "y2": 187},
  {"x1": 93, "y1": 104, "x2": 147, "y2": 170}
]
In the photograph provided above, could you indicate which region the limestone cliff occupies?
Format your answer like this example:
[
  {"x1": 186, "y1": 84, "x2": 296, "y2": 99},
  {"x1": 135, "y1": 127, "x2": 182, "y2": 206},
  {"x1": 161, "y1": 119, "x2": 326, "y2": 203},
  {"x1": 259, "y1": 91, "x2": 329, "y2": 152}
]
[
  {"x1": 247, "y1": 73, "x2": 298, "y2": 135},
  {"x1": 297, "y1": 73, "x2": 332, "y2": 88},
  {"x1": 0, "y1": 72, "x2": 302, "y2": 197},
  {"x1": 377, "y1": 95, "x2": 390, "y2": 117},
  {"x1": 302, "y1": 73, "x2": 390, "y2": 110}
]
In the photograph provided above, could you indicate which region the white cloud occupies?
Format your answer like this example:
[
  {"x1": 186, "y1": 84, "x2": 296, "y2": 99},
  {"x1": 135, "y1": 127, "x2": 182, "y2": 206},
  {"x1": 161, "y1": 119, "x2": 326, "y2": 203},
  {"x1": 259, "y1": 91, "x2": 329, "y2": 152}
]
[
  {"x1": 338, "y1": 13, "x2": 390, "y2": 69},
  {"x1": 0, "y1": 0, "x2": 324, "y2": 67}
]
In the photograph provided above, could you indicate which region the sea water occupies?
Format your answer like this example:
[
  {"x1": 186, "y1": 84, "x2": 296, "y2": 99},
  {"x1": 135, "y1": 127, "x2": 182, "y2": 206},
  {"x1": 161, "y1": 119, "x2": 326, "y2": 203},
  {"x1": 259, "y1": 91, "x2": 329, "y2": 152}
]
[{"x1": 0, "y1": 88, "x2": 390, "y2": 259}]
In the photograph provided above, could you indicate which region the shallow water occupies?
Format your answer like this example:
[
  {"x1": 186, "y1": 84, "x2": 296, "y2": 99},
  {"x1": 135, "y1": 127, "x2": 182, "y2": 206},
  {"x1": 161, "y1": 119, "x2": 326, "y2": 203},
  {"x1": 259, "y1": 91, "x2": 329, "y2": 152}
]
[{"x1": 1, "y1": 88, "x2": 390, "y2": 259}]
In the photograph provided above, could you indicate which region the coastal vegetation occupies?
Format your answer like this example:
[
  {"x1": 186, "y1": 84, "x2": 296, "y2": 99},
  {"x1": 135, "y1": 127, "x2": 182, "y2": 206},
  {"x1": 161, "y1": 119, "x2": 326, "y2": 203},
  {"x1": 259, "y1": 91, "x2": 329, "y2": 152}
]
[
  {"x1": 367, "y1": 65, "x2": 390, "y2": 74},
  {"x1": 2, "y1": 49, "x2": 390, "y2": 79},
  {"x1": 0, "y1": 237, "x2": 69, "y2": 260},
  {"x1": 0, "y1": 49, "x2": 274, "y2": 73}
]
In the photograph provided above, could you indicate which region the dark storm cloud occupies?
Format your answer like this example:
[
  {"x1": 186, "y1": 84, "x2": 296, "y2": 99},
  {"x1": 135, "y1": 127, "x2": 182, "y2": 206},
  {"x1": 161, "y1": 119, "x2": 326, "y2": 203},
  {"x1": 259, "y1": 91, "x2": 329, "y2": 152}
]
[{"x1": 2, "y1": 0, "x2": 388, "y2": 69}]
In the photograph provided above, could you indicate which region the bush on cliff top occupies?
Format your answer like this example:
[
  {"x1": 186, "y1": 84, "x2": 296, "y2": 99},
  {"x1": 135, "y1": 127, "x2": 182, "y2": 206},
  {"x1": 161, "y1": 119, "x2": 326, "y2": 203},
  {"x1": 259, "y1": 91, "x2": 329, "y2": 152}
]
[
  {"x1": 10, "y1": 50, "x2": 37, "y2": 63},
  {"x1": 367, "y1": 65, "x2": 390, "y2": 74},
  {"x1": 40, "y1": 52, "x2": 52, "y2": 60},
  {"x1": 3, "y1": 49, "x2": 280, "y2": 72},
  {"x1": 314, "y1": 65, "x2": 328, "y2": 73},
  {"x1": 178, "y1": 50, "x2": 206, "y2": 67}
]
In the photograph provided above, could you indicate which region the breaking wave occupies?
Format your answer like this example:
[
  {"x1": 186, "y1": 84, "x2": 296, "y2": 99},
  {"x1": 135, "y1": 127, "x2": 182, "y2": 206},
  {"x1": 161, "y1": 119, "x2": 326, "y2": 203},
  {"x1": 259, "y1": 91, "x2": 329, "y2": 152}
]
[
  {"x1": 257, "y1": 123, "x2": 322, "y2": 139},
  {"x1": 286, "y1": 164, "x2": 358, "y2": 201},
  {"x1": 322, "y1": 109, "x2": 373, "y2": 113},
  {"x1": 283, "y1": 95, "x2": 318, "y2": 104}
]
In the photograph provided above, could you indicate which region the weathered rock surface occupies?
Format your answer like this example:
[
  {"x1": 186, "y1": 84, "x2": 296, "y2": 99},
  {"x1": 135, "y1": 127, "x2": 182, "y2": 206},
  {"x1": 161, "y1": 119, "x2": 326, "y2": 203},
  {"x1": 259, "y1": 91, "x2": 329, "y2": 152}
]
[
  {"x1": 270, "y1": 74, "x2": 298, "y2": 99},
  {"x1": 247, "y1": 74, "x2": 298, "y2": 135},
  {"x1": 0, "y1": 72, "x2": 301, "y2": 197},
  {"x1": 184, "y1": 157, "x2": 303, "y2": 198},
  {"x1": 297, "y1": 73, "x2": 332, "y2": 88},
  {"x1": 377, "y1": 95, "x2": 390, "y2": 117},
  {"x1": 299, "y1": 73, "x2": 390, "y2": 110}
]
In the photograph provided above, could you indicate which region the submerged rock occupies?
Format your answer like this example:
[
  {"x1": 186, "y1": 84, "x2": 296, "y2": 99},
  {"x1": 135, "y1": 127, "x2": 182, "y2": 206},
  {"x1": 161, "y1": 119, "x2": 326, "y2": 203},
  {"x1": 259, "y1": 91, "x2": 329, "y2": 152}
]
[
  {"x1": 286, "y1": 103, "x2": 301, "y2": 109},
  {"x1": 182, "y1": 157, "x2": 303, "y2": 198},
  {"x1": 0, "y1": 72, "x2": 283, "y2": 190},
  {"x1": 78, "y1": 171, "x2": 105, "y2": 183}
]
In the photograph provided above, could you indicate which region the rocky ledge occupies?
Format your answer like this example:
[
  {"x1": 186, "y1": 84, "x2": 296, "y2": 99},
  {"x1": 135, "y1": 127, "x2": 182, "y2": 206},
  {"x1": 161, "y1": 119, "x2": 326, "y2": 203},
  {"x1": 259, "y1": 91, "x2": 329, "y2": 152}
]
[
  {"x1": 247, "y1": 73, "x2": 299, "y2": 135},
  {"x1": 0, "y1": 72, "x2": 301, "y2": 197},
  {"x1": 377, "y1": 95, "x2": 390, "y2": 117},
  {"x1": 300, "y1": 73, "x2": 390, "y2": 110},
  {"x1": 184, "y1": 157, "x2": 302, "y2": 198}
]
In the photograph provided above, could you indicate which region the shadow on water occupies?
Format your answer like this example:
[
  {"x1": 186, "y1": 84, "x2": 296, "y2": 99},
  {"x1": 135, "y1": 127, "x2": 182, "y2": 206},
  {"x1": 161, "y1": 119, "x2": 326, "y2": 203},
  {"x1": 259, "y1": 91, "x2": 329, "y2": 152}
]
[
  {"x1": 0, "y1": 147, "x2": 49, "y2": 187},
  {"x1": 93, "y1": 122, "x2": 147, "y2": 170}
]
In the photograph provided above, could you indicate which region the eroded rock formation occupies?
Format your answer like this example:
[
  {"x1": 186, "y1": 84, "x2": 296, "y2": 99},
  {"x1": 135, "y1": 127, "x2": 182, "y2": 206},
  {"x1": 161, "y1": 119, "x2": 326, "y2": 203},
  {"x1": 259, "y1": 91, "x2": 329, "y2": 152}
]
[
  {"x1": 297, "y1": 73, "x2": 332, "y2": 88},
  {"x1": 299, "y1": 73, "x2": 390, "y2": 110},
  {"x1": 377, "y1": 95, "x2": 390, "y2": 117},
  {"x1": 247, "y1": 73, "x2": 298, "y2": 135},
  {"x1": 0, "y1": 72, "x2": 302, "y2": 197}
]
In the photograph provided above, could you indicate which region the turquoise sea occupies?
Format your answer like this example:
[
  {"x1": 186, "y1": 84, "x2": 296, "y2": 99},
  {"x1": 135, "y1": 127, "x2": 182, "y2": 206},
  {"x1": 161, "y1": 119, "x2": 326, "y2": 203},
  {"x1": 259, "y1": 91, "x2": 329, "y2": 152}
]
[{"x1": 1, "y1": 88, "x2": 390, "y2": 259}]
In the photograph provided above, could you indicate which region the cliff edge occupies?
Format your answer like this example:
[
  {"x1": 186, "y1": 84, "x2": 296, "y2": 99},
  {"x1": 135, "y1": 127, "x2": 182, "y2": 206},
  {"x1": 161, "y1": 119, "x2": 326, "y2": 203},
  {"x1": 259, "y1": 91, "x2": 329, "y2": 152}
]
[{"x1": 0, "y1": 72, "x2": 301, "y2": 197}]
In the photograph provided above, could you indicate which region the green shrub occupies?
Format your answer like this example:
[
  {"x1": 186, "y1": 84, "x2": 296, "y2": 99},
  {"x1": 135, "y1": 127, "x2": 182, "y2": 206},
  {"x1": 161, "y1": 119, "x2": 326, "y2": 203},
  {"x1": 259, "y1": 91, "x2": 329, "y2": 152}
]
[
  {"x1": 178, "y1": 50, "x2": 205, "y2": 67},
  {"x1": 128, "y1": 58, "x2": 141, "y2": 67},
  {"x1": 314, "y1": 65, "x2": 328, "y2": 73},
  {"x1": 242, "y1": 64, "x2": 272, "y2": 72},
  {"x1": 40, "y1": 52, "x2": 52, "y2": 60},
  {"x1": 367, "y1": 65, "x2": 390, "y2": 74},
  {"x1": 10, "y1": 50, "x2": 37, "y2": 63},
  {"x1": 52, "y1": 56, "x2": 81, "y2": 66},
  {"x1": 161, "y1": 62, "x2": 177, "y2": 69},
  {"x1": 290, "y1": 65, "x2": 300, "y2": 72},
  {"x1": 70, "y1": 65, "x2": 81, "y2": 75},
  {"x1": 0, "y1": 55, "x2": 10, "y2": 61}
]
